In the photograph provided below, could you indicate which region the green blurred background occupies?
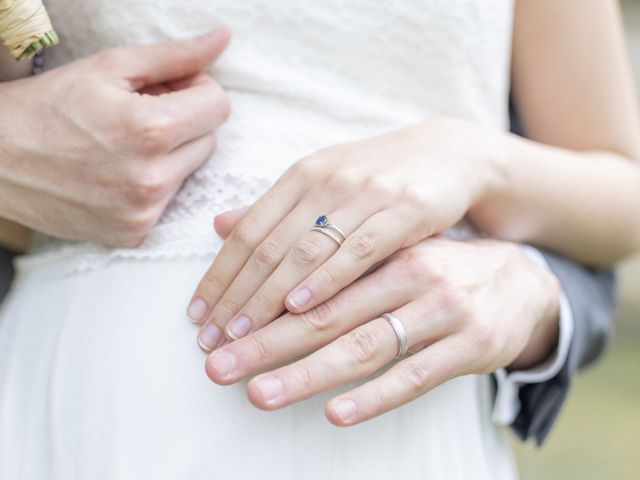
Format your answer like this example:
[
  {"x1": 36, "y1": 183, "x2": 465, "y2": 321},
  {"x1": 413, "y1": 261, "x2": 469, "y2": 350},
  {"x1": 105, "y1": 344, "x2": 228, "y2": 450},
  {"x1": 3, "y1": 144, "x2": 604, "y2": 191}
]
[{"x1": 514, "y1": 2, "x2": 640, "y2": 478}]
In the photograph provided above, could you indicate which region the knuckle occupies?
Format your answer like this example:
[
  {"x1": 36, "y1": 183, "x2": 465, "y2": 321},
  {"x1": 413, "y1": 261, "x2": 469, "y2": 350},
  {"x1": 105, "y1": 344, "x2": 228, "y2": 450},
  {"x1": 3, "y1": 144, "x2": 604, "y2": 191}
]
[
  {"x1": 230, "y1": 219, "x2": 259, "y2": 249},
  {"x1": 219, "y1": 298, "x2": 241, "y2": 316},
  {"x1": 316, "y1": 265, "x2": 338, "y2": 289},
  {"x1": 199, "y1": 273, "x2": 225, "y2": 299},
  {"x1": 253, "y1": 241, "x2": 281, "y2": 269},
  {"x1": 402, "y1": 249, "x2": 445, "y2": 285},
  {"x1": 299, "y1": 301, "x2": 336, "y2": 333},
  {"x1": 401, "y1": 184, "x2": 429, "y2": 210},
  {"x1": 291, "y1": 363, "x2": 314, "y2": 392},
  {"x1": 434, "y1": 288, "x2": 471, "y2": 323},
  {"x1": 398, "y1": 360, "x2": 430, "y2": 394},
  {"x1": 133, "y1": 114, "x2": 175, "y2": 155},
  {"x1": 291, "y1": 239, "x2": 322, "y2": 267},
  {"x1": 288, "y1": 156, "x2": 317, "y2": 181},
  {"x1": 325, "y1": 170, "x2": 361, "y2": 195},
  {"x1": 393, "y1": 247, "x2": 428, "y2": 280},
  {"x1": 247, "y1": 335, "x2": 272, "y2": 363},
  {"x1": 345, "y1": 231, "x2": 376, "y2": 259},
  {"x1": 365, "y1": 174, "x2": 397, "y2": 198},
  {"x1": 251, "y1": 291, "x2": 275, "y2": 313},
  {"x1": 366, "y1": 383, "x2": 387, "y2": 413},
  {"x1": 127, "y1": 167, "x2": 171, "y2": 204},
  {"x1": 470, "y1": 321, "x2": 500, "y2": 358},
  {"x1": 343, "y1": 328, "x2": 382, "y2": 364},
  {"x1": 118, "y1": 208, "x2": 158, "y2": 239}
]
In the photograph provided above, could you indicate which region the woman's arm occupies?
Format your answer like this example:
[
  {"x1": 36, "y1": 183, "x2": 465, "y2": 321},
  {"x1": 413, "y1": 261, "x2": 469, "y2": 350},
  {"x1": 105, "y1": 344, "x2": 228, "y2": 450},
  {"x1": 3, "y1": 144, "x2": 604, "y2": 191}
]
[
  {"x1": 189, "y1": 0, "x2": 639, "y2": 345},
  {"x1": 469, "y1": 0, "x2": 640, "y2": 266}
]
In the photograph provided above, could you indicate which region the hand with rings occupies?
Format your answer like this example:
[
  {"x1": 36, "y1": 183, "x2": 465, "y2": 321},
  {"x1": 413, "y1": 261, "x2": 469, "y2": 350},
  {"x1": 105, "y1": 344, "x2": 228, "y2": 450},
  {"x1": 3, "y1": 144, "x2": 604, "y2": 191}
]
[
  {"x1": 201, "y1": 231, "x2": 561, "y2": 425},
  {"x1": 187, "y1": 118, "x2": 509, "y2": 351}
]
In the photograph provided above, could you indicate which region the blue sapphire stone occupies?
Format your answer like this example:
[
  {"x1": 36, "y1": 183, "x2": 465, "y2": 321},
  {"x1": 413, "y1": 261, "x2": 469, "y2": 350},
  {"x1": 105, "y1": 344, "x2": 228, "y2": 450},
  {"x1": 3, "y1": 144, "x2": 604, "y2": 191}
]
[{"x1": 315, "y1": 215, "x2": 329, "y2": 227}]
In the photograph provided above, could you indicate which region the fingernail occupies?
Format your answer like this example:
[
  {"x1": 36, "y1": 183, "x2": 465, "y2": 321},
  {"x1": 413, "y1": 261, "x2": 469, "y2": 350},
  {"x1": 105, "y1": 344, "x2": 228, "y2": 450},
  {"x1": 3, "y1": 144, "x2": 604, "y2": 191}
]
[
  {"x1": 226, "y1": 314, "x2": 252, "y2": 340},
  {"x1": 209, "y1": 351, "x2": 237, "y2": 379},
  {"x1": 288, "y1": 287, "x2": 312, "y2": 309},
  {"x1": 187, "y1": 297, "x2": 208, "y2": 323},
  {"x1": 332, "y1": 399, "x2": 358, "y2": 423},
  {"x1": 198, "y1": 324, "x2": 222, "y2": 352},
  {"x1": 253, "y1": 376, "x2": 284, "y2": 405}
]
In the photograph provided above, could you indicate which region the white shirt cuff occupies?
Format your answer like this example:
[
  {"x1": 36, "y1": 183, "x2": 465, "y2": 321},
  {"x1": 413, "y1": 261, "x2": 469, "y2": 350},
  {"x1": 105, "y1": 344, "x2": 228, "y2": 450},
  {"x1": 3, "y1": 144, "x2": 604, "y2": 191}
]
[{"x1": 492, "y1": 245, "x2": 575, "y2": 426}]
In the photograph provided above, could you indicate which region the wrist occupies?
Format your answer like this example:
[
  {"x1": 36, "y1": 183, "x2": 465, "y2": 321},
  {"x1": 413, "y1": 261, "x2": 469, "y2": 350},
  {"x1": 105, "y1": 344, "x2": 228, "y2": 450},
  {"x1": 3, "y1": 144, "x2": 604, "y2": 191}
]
[
  {"x1": 417, "y1": 116, "x2": 510, "y2": 205},
  {"x1": 509, "y1": 252, "x2": 561, "y2": 370}
]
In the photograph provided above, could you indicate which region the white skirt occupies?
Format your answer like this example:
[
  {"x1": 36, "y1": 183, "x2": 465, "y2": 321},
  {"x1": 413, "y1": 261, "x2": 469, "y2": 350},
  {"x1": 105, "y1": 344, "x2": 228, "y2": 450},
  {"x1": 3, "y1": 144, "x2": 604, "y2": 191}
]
[{"x1": 0, "y1": 252, "x2": 517, "y2": 480}]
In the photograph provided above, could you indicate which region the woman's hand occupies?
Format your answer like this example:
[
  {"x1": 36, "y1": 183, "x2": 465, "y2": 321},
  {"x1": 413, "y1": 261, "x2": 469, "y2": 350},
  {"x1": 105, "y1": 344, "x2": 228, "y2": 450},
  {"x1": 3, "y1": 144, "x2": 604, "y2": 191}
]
[
  {"x1": 189, "y1": 118, "x2": 508, "y2": 350},
  {"x1": 202, "y1": 237, "x2": 560, "y2": 425},
  {"x1": 0, "y1": 28, "x2": 231, "y2": 247}
]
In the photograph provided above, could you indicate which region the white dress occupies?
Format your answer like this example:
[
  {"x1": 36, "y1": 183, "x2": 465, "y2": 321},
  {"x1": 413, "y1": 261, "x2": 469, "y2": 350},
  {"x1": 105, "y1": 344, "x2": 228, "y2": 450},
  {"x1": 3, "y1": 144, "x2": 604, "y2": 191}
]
[{"x1": 0, "y1": 1, "x2": 518, "y2": 478}]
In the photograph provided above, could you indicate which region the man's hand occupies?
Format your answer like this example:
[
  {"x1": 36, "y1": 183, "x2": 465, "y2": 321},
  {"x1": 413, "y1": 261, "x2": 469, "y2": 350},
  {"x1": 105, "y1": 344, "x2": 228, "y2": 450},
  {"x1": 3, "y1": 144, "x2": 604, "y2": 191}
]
[
  {"x1": 187, "y1": 119, "x2": 509, "y2": 349},
  {"x1": 200, "y1": 234, "x2": 561, "y2": 426},
  {"x1": 0, "y1": 28, "x2": 231, "y2": 247}
]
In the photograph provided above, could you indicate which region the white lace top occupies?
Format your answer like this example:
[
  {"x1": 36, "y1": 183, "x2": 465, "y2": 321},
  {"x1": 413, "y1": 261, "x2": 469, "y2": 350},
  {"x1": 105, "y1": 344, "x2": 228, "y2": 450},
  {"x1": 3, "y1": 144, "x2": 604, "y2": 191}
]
[{"x1": 30, "y1": 0, "x2": 514, "y2": 272}]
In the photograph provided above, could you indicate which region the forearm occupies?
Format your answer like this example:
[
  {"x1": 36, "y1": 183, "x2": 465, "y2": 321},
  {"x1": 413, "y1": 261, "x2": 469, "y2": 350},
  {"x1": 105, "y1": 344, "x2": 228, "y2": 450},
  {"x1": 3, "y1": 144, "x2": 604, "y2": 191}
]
[
  {"x1": 0, "y1": 46, "x2": 33, "y2": 252},
  {"x1": 469, "y1": 129, "x2": 640, "y2": 267},
  {"x1": 510, "y1": 247, "x2": 616, "y2": 444}
]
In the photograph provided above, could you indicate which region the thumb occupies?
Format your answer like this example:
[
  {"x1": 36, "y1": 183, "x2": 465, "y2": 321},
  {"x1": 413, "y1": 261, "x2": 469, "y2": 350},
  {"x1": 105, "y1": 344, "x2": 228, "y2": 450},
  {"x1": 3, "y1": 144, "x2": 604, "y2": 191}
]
[
  {"x1": 117, "y1": 27, "x2": 231, "y2": 90},
  {"x1": 214, "y1": 206, "x2": 249, "y2": 239}
]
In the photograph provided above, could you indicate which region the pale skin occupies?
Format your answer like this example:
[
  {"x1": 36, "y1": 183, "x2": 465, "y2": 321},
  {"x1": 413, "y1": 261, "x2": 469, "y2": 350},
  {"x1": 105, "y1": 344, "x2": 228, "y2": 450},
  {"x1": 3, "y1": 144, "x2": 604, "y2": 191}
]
[
  {"x1": 0, "y1": 29, "x2": 231, "y2": 248},
  {"x1": 0, "y1": 45, "x2": 30, "y2": 251},
  {"x1": 184, "y1": 0, "x2": 640, "y2": 420},
  {"x1": 0, "y1": 1, "x2": 637, "y2": 425},
  {"x1": 205, "y1": 211, "x2": 560, "y2": 425}
]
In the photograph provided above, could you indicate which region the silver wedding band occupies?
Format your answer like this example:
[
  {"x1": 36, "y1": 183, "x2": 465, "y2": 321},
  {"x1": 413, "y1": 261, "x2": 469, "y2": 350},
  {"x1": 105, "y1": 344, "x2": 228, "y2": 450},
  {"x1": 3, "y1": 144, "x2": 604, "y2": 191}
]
[{"x1": 382, "y1": 313, "x2": 408, "y2": 359}]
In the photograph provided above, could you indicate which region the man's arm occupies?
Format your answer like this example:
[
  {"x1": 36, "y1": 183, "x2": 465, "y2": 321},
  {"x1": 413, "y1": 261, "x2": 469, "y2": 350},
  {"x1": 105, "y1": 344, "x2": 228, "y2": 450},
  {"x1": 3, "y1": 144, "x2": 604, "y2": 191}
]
[
  {"x1": 511, "y1": 249, "x2": 615, "y2": 444},
  {"x1": 504, "y1": 99, "x2": 617, "y2": 445}
]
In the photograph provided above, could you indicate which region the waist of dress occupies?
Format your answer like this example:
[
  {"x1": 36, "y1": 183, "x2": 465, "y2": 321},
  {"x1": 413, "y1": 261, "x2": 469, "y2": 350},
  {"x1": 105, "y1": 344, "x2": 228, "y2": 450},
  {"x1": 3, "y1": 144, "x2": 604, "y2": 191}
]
[
  {"x1": 20, "y1": 214, "x2": 223, "y2": 276},
  {"x1": 22, "y1": 216, "x2": 481, "y2": 280}
]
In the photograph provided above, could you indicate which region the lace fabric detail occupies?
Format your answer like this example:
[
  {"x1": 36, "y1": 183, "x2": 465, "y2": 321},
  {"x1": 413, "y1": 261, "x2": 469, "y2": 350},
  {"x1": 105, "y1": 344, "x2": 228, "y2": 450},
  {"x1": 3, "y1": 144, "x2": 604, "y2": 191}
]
[
  {"x1": 30, "y1": 0, "x2": 515, "y2": 272},
  {"x1": 25, "y1": 172, "x2": 273, "y2": 275}
]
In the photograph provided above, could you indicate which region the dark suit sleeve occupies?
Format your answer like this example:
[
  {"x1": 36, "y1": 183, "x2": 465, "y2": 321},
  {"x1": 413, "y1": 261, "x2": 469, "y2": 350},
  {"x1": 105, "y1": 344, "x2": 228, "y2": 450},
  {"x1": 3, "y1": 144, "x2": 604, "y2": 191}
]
[
  {"x1": 507, "y1": 97, "x2": 616, "y2": 445},
  {"x1": 509, "y1": 248, "x2": 616, "y2": 445}
]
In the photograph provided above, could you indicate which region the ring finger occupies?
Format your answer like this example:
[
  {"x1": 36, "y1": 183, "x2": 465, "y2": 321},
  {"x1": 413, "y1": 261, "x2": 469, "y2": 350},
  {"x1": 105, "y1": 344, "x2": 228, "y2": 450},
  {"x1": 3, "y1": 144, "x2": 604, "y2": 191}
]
[
  {"x1": 244, "y1": 299, "x2": 455, "y2": 410},
  {"x1": 217, "y1": 196, "x2": 389, "y2": 342}
]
